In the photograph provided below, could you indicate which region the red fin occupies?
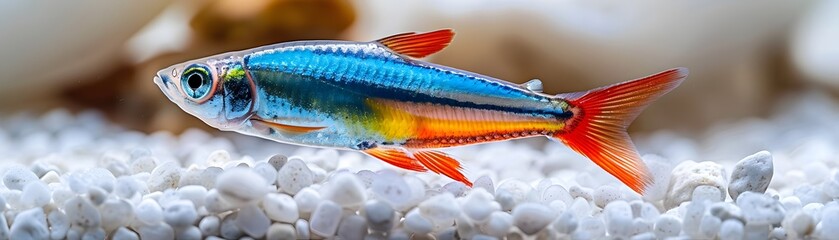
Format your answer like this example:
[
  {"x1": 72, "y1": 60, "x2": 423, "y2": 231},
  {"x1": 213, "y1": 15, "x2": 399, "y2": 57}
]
[
  {"x1": 376, "y1": 29, "x2": 454, "y2": 58},
  {"x1": 553, "y1": 68, "x2": 688, "y2": 193},
  {"x1": 250, "y1": 119, "x2": 325, "y2": 134},
  {"x1": 364, "y1": 148, "x2": 427, "y2": 172},
  {"x1": 412, "y1": 150, "x2": 471, "y2": 187}
]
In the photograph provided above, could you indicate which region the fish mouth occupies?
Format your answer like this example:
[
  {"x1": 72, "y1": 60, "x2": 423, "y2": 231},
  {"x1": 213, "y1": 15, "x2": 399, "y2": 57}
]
[{"x1": 154, "y1": 73, "x2": 178, "y2": 103}]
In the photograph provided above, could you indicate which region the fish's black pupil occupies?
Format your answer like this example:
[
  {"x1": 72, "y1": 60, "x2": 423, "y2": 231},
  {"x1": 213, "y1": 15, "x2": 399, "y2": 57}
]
[{"x1": 187, "y1": 73, "x2": 203, "y2": 90}]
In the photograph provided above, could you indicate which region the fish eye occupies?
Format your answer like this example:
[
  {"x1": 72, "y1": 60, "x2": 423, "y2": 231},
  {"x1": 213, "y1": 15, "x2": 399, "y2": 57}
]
[{"x1": 180, "y1": 64, "x2": 214, "y2": 101}]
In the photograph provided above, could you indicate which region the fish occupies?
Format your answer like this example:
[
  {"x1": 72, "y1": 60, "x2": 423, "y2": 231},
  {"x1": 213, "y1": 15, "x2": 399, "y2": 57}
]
[{"x1": 154, "y1": 29, "x2": 687, "y2": 193}]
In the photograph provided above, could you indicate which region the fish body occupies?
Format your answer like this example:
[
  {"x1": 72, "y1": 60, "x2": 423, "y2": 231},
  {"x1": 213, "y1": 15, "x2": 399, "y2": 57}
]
[{"x1": 155, "y1": 29, "x2": 687, "y2": 192}]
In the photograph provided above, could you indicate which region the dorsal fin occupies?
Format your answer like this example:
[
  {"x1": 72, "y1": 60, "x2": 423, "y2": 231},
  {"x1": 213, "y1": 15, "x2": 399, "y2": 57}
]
[{"x1": 376, "y1": 29, "x2": 454, "y2": 58}]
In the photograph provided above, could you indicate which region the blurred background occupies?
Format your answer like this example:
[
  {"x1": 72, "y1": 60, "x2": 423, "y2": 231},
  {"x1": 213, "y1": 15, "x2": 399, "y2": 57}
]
[{"x1": 0, "y1": 0, "x2": 837, "y2": 141}]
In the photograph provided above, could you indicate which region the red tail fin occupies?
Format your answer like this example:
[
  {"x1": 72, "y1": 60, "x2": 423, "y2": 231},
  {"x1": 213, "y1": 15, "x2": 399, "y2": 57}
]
[{"x1": 553, "y1": 68, "x2": 688, "y2": 193}]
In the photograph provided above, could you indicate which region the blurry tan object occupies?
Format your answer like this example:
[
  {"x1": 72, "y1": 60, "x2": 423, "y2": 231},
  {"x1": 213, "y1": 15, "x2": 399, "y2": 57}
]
[
  {"x1": 350, "y1": 0, "x2": 816, "y2": 131},
  {"x1": 0, "y1": 0, "x2": 173, "y2": 109},
  {"x1": 793, "y1": 0, "x2": 839, "y2": 91}
]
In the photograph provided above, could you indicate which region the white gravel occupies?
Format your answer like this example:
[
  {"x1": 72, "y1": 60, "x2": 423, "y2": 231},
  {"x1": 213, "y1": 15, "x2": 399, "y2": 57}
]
[{"x1": 1, "y1": 91, "x2": 839, "y2": 239}]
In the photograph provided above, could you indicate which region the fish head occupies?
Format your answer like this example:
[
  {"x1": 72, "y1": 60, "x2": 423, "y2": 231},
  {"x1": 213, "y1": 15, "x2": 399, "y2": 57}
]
[{"x1": 155, "y1": 56, "x2": 255, "y2": 130}]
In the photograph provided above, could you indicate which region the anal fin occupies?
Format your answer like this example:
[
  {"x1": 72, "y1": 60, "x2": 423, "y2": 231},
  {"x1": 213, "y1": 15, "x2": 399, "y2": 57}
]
[{"x1": 363, "y1": 148, "x2": 471, "y2": 187}]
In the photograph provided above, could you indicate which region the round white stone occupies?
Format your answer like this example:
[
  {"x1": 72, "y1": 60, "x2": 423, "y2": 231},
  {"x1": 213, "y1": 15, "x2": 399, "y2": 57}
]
[
  {"x1": 266, "y1": 223, "x2": 296, "y2": 240},
  {"x1": 137, "y1": 223, "x2": 174, "y2": 240},
  {"x1": 404, "y1": 208, "x2": 433, "y2": 234},
  {"x1": 553, "y1": 211, "x2": 578, "y2": 234},
  {"x1": 654, "y1": 214, "x2": 682, "y2": 239},
  {"x1": 99, "y1": 198, "x2": 134, "y2": 232},
  {"x1": 295, "y1": 219, "x2": 311, "y2": 239},
  {"x1": 593, "y1": 185, "x2": 622, "y2": 208},
  {"x1": 216, "y1": 167, "x2": 268, "y2": 207},
  {"x1": 473, "y1": 175, "x2": 495, "y2": 195},
  {"x1": 253, "y1": 162, "x2": 278, "y2": 185},
  {"x1": 541, "y1": 184, "x2": 573, "y2": 206},
  {"x1": 177, "y1": 185, "x2": 207, "y2": 208},
  {"x1": 277, "y1": 158, "x2": 314, "y2": 195},
  {"x1": 736, "y1": 191, "x2": 785, "y2": 226},
  {"x1": 20, "y1": 181, "x2": 50, "y2": 208},
  {"x1": 699, "y1": 214, "x2": 722, "y2": 239},
  {"x1": 418, "y1": 193, "x2": 461, "y2": 224},
  {"x1": 783, "y1": 211, "x2": 815, "y2": 238},
  {"x1": 263, "y1": 193, "x2": 299, "y2": 223},
  {"x1": 293, "y1": 187, "x2": 321, "y2": 214},
  {"x1": 665, "y1": 161, "x2": 727, "y2": 209},
  {"x1": 175, "y1": 226, "x2": 201, "y2": 240},
  {"x1": 336, "y1": 214, "x2": 367, "y2": 240},
  {"x1": 147, "y1": 161, "x2": 181, "y2": 192},
  {"x1": 47, "y1": 208, "x2": 70, "y2": 239},
  {"x1": 310, "y1": 200, "x2": 342, "y2": 237},
  {"x1": 692, "y1": 185, "x2": 724, "y2": 204},
  {"x1": 220, "y1": 212, "x2": 243, "y2": 239},
  {"x1": 364, "y1": 200, "x2": 395, "y2": 232},
  {"x1": 371, "y1": 171, "x2": 413, "y2": 210},
  {"x1": 135, "y1": 198, "x2": 164, "y2": 225},
  {"x1": 267, "y1": 154, "x2": 288, "y2": 171},
  {"x1": 481, "y1": 211, "x2": 513, "y2": 237},
  {"x1": 604, "y1": 201, "x2": 633, "y2": 237},
  {"x1": 3, "y1": 166, "x2": 39, "y2": 190},
  {"x1": 511, "y1": 202, "x2": 556, "y2": 235},
  {"x1": 320, "y1": 172, "x2": 366, "y2": 209},
  {"x1": 236, "y1": 204, "x2": 271, "y2": 238},
  {"x1": 719, "y1": 219, "x2": 744, "y2": 240},
  {"x1": 728, "y1": 151, "x2": 774, "y2": 200},
  {"x1": 112, "y1": 227, "x2": 139, "y2": 240},
  {"x1": 10, "y1": 208, "x2": 48, "y2": 240},
  {"x1": 130, "y1": 156, "x2": 157, "y2": 174},
  {"x1": 164, "y1": 200, "x2": 198, "y2": 229},
  {"x1": 198, "y1": 216, "x2": 221, "y2": 236},
  {"x1": 820, "y1": 206, "x2": 839, "y2": 239},
  {"x1": 461, "y1": 188, "x2": 500, "y2": 222},
  {"x1": 64, "y1": 196, "x2": 101, "y2": 228}
]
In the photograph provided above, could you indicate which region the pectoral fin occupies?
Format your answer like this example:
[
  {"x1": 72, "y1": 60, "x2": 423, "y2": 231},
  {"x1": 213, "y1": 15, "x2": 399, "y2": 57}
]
[
  {"x1": 376, "y1": 29, "x2": 454, "y2": 58},
  {"x1": 250, "y1": 118, "x2": 326, "y2": 134}
]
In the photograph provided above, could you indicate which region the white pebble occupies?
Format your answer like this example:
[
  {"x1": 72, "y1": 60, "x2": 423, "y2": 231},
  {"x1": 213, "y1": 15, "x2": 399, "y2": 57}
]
[
  {"x1": 0, "y1": 207, "x2": 8, "y2": 239},
  {"x1": 199, "y1": 216, "x2": 221, "y2": 237},
  {"x1": 794, "y1": 184, "x2": 830, "y2": 205},
  {"x1": 593, "y1": 185, "x2": 622, "y2": 208},
  {"x1": 541, "y1": 184, "x2": 574, "y2": 206},
  {"x1": 204, "y1": 189, "x2": 233, "y2": 213},
  {"x1": 479, "y1": 212, "x2": 512, "y2": 237},
  {"x1": 404, "y1": 208, "x2": 433, "y2": 234},
  {"x1": 112, "y1": 227, "x2": 139, "y2": 240},
  {"x1": 277, "y1": 158, "x2": 314, "y2": 195},
  {"x1": 40, "y1": 171, "x2": 61, "y2": 184},
  {"x1": 642, "y1": 155, "x2": 676, "y2": 202},
  {"x1": 320, "y1": 172, "x2": 366, "y2": 209},
  {"x1": 553, "y1": 211, "x2": 577, "y2": 234},
  {"x1": 364, "y1": 200, "x2": 395, "y2": 232},
  {"x1": 48, "y1": 208, "x2": 70, "y2": 239},
  {"x1": 216, "y1": 167, "x2": 268, "y2": 207},
  {"x1": 570, "y1": 197, "x2": 592, "y2": 218},
  {"x1": 137, "y1": 223, "x2": 175, "y2": 240},
  {"x1": 147, "y1": 161, "x2": 181, "y2": 192},
  {"x1": 699, "y1": 214, "x2": 722, "y2": 239},
  {"x1": 496, "y1": 180, "x2": 533, "y2": 209},
  {"x1": 820, "y1": 206, "x2": 839, "y2": 239},
  {"x1": 418, "y1": 193, "x2": 461, "y2": 224},
  {"x1": 3, "y1": 166, "x2": 39, "y2": 190},
  {"x1": 337, "y1": 215, "x2": 367, "y2": 240},
  {"x1": 130, "y1": 156, "x2": 157, "y2": 174},
  {"x1": 719, "y1": 219, "x2": 744, "y2": 240},
  {"x1": 10, "y1": 208, "x2": 48, "y2": 240},
  {"x1": 295, "y1": 219, "x2": 311, "y2": 239},
  {"x1": 736, "y1": 192, "x2": 785, "y2": 226},
  {"x1": 512, "y1": 202, "x2": 556, "y2": 235},
  {"x1": 654, "y1": 214, "x2": 681, "y2": 239},
  {"x1": 64, "y1": 196, "x2": 100, "y2": 228},
  {"x1": 114, "y1": 176, "x2": 143, "y2": 199},
  {"x1": 164, "y1": 200, "x2": 198, "y2": 229},
  {"x1": 135, "y1": 198, "x2": 164, "y2": 225},
  {"x1": 100, "y1": 199, "x2": 134, "y2": 232},
  {"x1": 236, "y1": 204, "x2": 271, "y2": 238},
  {"x1": 604, "y1": 201, "x2": 633, "y2": 237},
  {"x1": 263, "y1": 193, "x2": 299, "y2": 223},
  {"x1": 87, "y1": 186, "x2": 107, "y2": 206},
  {"x1": 461, "y1": 188, "x2": 500, "y2": 222},
  {"x1": 82, "y1": 228, "x2": 105, "y2": 240},
  {"x1": 85, "y1": 168, "x2": 116, "y2": 192},
  {"x1": 266, "y1": 223, "x2": 296, "y2": 240},
  {"x1": 579, "y1": 216, "x2": 605, "y2": 238},
  {"x1": 267, "y1": 154, "x2": 288, "y2": 171},
  {"x1": 220, "y1": 212, "x2": 243, "y2": 239},
  {"x1": 665, "y1": 161, "x2": 727, "y2": 209},
  {"x1": 177, "y1": 185, "x2": 207, "y2": 208},
  {"x1": 729, "y1": 151, "x2": 774, "y2": 200},
  {"x1": 175, "y1": 226, "x2": 201, "y2": 240},
  {"x1": 20, "y1": 181, "x2": 50, "y2": 208},
  {"x1": 178, "y1": 168, "x2": 203, "y2": 187},
  {"x1": 293, "y1": 187, "x2": 321, "y2": 214},
  {"x1": 200, "y1": 167, "x2": 223, "y2": 189},
  {"x1": 692, "y1": 185, "x2": 724, "y2": 204},
  {"x1": 473, "y1": 175, "x2": 495, "y2": 195},
  {"x1": 783, "y1": 211, "x2": 814, "y2": 238},
  {"x1": 206, "y1": 150, "x2": 231, "y2": 167},
  {"x1": 569, "y1": 186, "x2": 593, "y2": 201},
  {"x1": 310, "y1": 200, "x2": 342, "y2": 237},
  {"x1": 253, "y1": 162, "x2": 278, "y2": 185},
  {"x1": 371, "y1": 171, "x2": 413, "y2": 210}
]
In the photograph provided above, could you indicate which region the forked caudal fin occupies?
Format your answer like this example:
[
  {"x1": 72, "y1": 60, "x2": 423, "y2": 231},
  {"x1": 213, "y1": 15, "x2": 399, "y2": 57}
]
[{"x1": 553, "y1": 68, "x2": 688, "y2": 194}]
